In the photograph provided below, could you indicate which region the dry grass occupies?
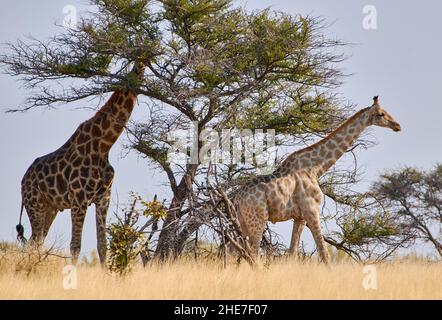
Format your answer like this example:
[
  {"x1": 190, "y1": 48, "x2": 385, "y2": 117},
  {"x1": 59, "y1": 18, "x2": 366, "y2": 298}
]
[{"x1": 0, "y1": 247, "x2": 441, "y2": 300}]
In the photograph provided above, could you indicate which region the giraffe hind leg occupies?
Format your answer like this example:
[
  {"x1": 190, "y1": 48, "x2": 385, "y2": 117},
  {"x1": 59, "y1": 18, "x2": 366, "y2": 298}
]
[
  {"x1": 289, "y1": 219, "x2": 306, "y2": 259},
  {"x1": 28, "y1": 207, "x2": 50, "y2": 246},
  {"x1": 42, "y1": 209, "x2": 58, "y2": 239},
  {"x1": 305, "y1": 212, "x2": 330, "y2": 264}
]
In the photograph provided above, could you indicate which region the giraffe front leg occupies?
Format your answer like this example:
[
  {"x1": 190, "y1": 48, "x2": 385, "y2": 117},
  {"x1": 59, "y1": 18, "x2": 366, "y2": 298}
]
[
  {"x1": 95, "y1": 188, "x2": 111, "y2": 266},
  {"x1": 70, "y1": 205, "x2": 87, "y2": 264},
  {"x1": 288, "y1": 219, "x2": 306, "y2": 259},
  {"x1": 247, "y1": 213, "x2": 267, "y2": 263}
]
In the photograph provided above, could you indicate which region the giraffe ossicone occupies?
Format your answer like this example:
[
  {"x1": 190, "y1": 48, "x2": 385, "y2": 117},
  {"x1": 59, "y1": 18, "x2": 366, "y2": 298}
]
[
  {"x1": 16, "y1": 63, "x2": 145, "y2": 265},
  {"x1": 233, "y1": 96, "x2": 401, "y2": 264}
]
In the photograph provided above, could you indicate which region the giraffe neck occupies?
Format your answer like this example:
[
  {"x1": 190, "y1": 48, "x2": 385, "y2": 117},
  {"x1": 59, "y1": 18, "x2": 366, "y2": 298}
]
[
  {"x1": 279, "y1": 108, "x2": 372, "y2": 177},
  {"x1": 94, "y1": 90, "x2": 138, "y2": 155},
  {"x1": 70, "y1": 63, "x2": 145, "y2": 157}
]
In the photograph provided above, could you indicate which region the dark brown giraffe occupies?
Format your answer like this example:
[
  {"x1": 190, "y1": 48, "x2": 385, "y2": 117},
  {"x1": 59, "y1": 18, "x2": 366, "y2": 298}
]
[{"x1": 16, "y1": 63, "x2": 145, "y2": 264}]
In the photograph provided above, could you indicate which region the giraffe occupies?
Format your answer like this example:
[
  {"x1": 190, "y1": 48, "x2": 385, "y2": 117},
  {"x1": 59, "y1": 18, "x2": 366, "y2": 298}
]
[
  {"x1": 233, "y1": 96, "x2": 401, "y2": 263},
  {"x1": 16, "y1": 62, "x2": 145, "y2": 264}
]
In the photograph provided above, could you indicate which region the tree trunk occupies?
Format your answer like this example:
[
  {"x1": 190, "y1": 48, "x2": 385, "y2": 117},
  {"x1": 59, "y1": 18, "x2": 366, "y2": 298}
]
[{"x1": 155, "y1": 164, "x2": 198, "y2": 260}]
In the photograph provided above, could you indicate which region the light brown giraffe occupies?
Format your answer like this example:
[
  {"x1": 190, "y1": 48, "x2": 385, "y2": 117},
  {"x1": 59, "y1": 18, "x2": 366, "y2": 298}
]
[
  {"x1": 16, "y1": 63, "x2": 145, "y2": 264},
  {"x1": 233, "y1": 96, "x2": 401, "y2": 263}
]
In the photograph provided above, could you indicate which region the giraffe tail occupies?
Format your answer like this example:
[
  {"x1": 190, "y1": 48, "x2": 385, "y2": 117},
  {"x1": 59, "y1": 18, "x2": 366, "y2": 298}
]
[{"x1": 16, "y1": 201, "x2": 27, "y2": 244}]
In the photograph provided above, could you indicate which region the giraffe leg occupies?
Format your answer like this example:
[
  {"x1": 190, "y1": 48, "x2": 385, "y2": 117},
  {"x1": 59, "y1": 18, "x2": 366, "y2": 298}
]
[
  {"x1": 288, "y1": 219, "x2": 306, "y2": 259},
  {"x1": 42, "y1": 209, "x2": 58, "y2": 239},
  {"x1": 305, "y1": 212, "x2": 330, "y2": 264},
  {"x1": 246, "y1": 212, "x2": 267, "y2": 262},
  {"x1": 29, "y1": 210, "x2": 45, "y2": 245},
  {"x1": 95, "y1": 188, "x2": 111, "y2": 265},
  {"x1": 70, "y1": 205, "x2": 87, "y2": 264},
  {"x1": 28, "y1": 207, "x2": 51, "y2": 246}
]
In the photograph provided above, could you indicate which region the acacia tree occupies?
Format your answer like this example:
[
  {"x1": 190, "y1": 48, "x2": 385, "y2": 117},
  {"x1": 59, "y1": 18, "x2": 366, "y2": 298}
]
[
  {"x1": 2, "y1": 0, "x2": 386, "y2": 261},
  {"x1": 370, "y1": 165, "x2": 442, "y2": 258},
  {"x1": 122, "y1": 0, "x2": 353, "y2": 259}
]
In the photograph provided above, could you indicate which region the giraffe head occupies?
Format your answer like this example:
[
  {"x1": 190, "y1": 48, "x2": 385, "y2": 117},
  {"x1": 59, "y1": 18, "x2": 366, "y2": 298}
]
[{"x1": 369, "y1": 96, "x2": 401, "y2": 132}]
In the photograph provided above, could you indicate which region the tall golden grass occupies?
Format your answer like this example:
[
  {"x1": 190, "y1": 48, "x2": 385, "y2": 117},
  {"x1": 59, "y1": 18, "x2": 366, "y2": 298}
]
[{"x1": 0, "y1": 246, "x2": 440, "y2": 300}]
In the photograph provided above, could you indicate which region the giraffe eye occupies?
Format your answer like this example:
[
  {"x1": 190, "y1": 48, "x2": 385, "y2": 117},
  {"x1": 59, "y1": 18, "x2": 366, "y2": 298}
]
[{"x1": 377, "y1": 113, "x2": 385, "y2": 117}]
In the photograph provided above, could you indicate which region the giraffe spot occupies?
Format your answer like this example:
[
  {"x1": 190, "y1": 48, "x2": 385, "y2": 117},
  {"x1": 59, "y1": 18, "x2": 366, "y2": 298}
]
[
  {"x1": 117, "y1": 95, "x2": 124, "y2": 105},
  {"x1": 83, "y1": 122, "x2": 92, "y2": 132},
  {"x1": 50, "y1": 163, "x2": 57, "y2": 174},
  {"x1": 92, "y1": 125, "x2": 102, "y2": 136},
  {"x1": 71, "y1": 169, "x2": 79, "y2": 180},
  {"x1": 102, "y1": 119, "x2": 111, "y2": 130},
  {"x1": 77, "y1": 133, "x2": 88, "y2": 144},
  {"x1": 63, "y1": 165, "x2": 72, "y2": 180},
  {"x1": 71, "y1": 180, "x2": 81, "y2": 190},
  {"x1": 100, "y1": 142, "x2": 113, "y2": 153},
  {"x1": 326, "y1": 151, "x2": 333, "y2": 159},
  {"x1": 114, "y1": 123, "x2": 124, "y2": 132},
  {"x1": 92, "y1": 139, "x2": 100, "y2": 152},
  {"x1": 103, "y1": 131, "x2": 117, "y2": 144},
  {"x1": 39, "y1": 182, "x2": 48, "y2": 193},
  {"x1": 83, "y1": 158, "x2": 90, "y2": 166},
  {"x1": 334, "y1": 150, "x2": 341, "y2": 158},
  {"x1": 80, "y1": 167, "x2": 89, "y2": 178},
  {"x1": 301, "y1": 159, "x2": 310, "y2": 167},
  {"x1": 72, "y1": 157, "x2": 82, "y2": 168},
  {"x1": 45, "y1": 175, "x2": 55, "y2": 187},
  {"x1": 91, "y1": 154, "x2": 100, "y2": 165},
  {"x1": 117, "y1": 111, "x2": 127, "y2": 122},
  {"x1": 92, "y1": 168, "x2": 100, "y2": 180},
  {"x1": 325, "y1": 140, "x2": 335, "y2": 149},
  {"x1": 86, "y1": 184, "x2": 95, "y2": 192},
  {"x1": 77, "y1": 191, "x2": 86, "y2": 202},
  {"x1": 59, "y1": 160, "x2": 67, "y2": 170},
  {"x1": 77, "y1": 145, "x2": 86, "y2": 155},
  {"x1": 56, "y1": 174, "x2": 67, "y2": 193},
  {"x1": 85, "y1": 142, "x2": 91, "y2": 154}
]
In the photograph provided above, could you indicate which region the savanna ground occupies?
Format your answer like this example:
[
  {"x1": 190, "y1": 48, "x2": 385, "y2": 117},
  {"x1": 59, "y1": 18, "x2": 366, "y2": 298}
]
[{"x1": 1, "y1": 245, "x2": 440, "y2": 300}]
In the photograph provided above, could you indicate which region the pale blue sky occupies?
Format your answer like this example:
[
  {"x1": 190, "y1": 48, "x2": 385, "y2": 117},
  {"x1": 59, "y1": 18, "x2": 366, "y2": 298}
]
[{"x1": 0, "y1": 0, "x2": 441, "y2": 257}]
